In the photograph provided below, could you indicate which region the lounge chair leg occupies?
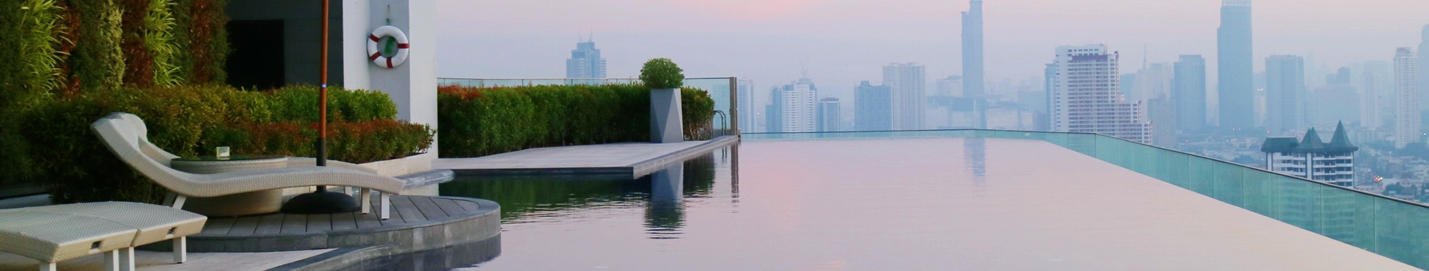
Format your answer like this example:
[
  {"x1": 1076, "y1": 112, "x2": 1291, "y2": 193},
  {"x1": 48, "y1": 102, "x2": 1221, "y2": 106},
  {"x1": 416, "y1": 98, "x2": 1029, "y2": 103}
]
[
  {"x1": 171, "y1": 195, "x2": 187, "y2": 210},
  {"x1": 118, "y1": 247, "x2": 135, "y2": 271},
  {"x1": 104, "y1": 250, "x2": 120, "y2": 271},
  {"x1": 39, "y1": 262, "x2": 55, "y2": 271},
  {"x1": 360, "y1": 188, "x2": 372, "y2": 214},
  {"x1": 380, "y1": 193, "x2": 391, "y2": 220},
  {"x1": 173, "y1": 237, "x2": 187, "y2": 263}
]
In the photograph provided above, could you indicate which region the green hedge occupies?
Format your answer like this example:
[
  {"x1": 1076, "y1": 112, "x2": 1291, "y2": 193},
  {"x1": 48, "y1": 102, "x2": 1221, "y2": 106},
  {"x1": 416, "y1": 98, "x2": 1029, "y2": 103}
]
[
  {"x1": 13, "y1": 85, "x2": 429, "y2": 203},
  {"x1": 437, "y1": 84, "x2": 717, "y2": 158},
  {"x1": 205, "y1": 120, "x2": 432, "y2": 163}
]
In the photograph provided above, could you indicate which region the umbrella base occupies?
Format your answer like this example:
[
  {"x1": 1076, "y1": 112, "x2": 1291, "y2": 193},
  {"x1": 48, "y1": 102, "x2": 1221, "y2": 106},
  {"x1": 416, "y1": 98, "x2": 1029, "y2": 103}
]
[{"x1": 281, "y1": 191, "x2": 361, "y2": 214}]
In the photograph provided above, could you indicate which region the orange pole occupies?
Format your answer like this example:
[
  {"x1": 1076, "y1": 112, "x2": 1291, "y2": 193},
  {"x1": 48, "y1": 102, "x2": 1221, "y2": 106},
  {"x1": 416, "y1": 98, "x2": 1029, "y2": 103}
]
[{"x1": 316, "y1": 0, "x2": 330, "y2": 192}]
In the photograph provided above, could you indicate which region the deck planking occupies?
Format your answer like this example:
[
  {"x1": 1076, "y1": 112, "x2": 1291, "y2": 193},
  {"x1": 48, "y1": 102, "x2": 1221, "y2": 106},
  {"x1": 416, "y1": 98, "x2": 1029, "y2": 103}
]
[{"x1": 193, "y1": 195, "x2": 486, "y2": 239}]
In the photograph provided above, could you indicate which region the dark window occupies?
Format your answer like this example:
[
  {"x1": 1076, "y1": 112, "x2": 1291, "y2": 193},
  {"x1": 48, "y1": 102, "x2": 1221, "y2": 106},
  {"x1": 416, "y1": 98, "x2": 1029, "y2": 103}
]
[{"x1": 226, "y1": 20, "x2": 286, "y2": 90}]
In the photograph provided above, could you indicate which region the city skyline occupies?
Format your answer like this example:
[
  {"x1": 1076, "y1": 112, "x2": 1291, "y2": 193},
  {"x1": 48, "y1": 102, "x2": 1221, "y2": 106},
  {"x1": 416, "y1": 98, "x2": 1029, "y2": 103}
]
[{"x1": 439, "y1": 0, "x2": 1429, "y2": 108}]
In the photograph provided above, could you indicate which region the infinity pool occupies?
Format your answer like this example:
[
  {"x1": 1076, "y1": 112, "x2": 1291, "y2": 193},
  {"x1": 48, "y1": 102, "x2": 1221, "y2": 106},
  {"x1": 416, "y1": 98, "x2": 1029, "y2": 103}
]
[{"x1": 440, "y1": 138, "x2": 1415, "y2": 270}]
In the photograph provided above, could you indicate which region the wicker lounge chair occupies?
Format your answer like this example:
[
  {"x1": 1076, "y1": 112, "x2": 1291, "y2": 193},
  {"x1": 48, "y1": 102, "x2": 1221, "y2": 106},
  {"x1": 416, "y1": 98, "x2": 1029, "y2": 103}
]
[
  {"x1": 92, "y1": 112, "x2": 404, "y2": 219},
  {"x1": 0, "y1": 202, "x2": 206, "y2": 271}
]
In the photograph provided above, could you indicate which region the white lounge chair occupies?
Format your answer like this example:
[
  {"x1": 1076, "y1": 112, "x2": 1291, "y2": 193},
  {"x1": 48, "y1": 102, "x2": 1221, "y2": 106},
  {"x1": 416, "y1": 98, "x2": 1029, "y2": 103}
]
[
  {"x1": 0, "y1": 202, "x2": 206, "y2": 271},
  {"x1": 92, "y1": 112, "x2": 404, "y2": 219}
]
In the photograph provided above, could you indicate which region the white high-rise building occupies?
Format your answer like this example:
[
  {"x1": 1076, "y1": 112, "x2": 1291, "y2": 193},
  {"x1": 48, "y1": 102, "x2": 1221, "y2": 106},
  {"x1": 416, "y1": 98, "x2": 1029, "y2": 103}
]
[
  {"x1": 1261, "y1": 123, "x2": 1358, "y2": 187},
  {"x1": 1048, "y1": 45, "x2": 1152, "y2": 144},
  {"x1": 1396, "y1": 48, "x2": 1421, "y2": 148},
  {"x1": 884, "y1": 63, "x2": 926, "y2": 130},
  {"x1": 778, "y1": 78, "x2": 819, "y2": 133}
]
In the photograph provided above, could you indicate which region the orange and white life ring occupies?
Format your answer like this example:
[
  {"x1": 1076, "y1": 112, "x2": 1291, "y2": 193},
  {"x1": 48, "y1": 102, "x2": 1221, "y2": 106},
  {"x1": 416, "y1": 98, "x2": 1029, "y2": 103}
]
[{"x1": 367, "y1": 25, "x2": 409, "y2": 69}]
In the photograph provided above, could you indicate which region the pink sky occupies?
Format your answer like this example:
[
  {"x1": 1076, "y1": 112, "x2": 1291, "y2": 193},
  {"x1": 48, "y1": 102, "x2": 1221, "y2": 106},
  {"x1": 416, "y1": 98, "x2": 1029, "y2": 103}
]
[{"x1": 436, "y1": 0, "x2": 1428, "y2": 102}]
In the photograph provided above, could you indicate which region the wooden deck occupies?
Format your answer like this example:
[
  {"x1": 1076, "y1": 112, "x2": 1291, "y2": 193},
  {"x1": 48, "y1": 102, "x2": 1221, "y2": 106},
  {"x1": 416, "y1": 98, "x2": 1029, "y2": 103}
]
[
  {"x1": 196, "y1": 195, "x2": 479, "y2": 237},
  {"x1": 184, "y1": 195, "x2": 501, "y2": 253}
]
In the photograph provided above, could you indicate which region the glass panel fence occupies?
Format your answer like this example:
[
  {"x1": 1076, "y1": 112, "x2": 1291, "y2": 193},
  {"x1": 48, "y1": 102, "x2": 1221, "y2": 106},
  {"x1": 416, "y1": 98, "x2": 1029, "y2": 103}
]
[{"x1": 742, "y1": 130, "x2": 1429, "y2": 269}]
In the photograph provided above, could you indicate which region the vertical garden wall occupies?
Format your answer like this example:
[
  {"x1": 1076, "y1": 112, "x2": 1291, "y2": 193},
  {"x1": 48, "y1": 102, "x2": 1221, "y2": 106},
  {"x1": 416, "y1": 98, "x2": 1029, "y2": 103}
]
[{"x1": 0, "y1": 0, "x2": 231, "y2": 186}]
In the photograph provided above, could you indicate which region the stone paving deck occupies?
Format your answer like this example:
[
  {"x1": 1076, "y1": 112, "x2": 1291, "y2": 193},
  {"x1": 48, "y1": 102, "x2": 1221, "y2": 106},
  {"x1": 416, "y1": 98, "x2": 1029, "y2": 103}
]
[{"x1": 433, "y1": 135, "x2": 739, "y2": 178}]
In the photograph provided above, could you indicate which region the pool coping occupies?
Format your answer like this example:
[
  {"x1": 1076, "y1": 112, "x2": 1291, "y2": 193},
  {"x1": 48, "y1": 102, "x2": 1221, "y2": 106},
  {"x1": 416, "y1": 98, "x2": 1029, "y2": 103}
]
[{"x1": 448, "y1": 135, "x2": 740, "y2": 179}]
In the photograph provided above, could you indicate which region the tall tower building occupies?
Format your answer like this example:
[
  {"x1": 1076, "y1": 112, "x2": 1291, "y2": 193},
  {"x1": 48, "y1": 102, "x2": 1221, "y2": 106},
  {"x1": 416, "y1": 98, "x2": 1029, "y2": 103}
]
[
  {"x1": 777, "y1": 78, "x2": 819, "y2": 133},
  {"x1": 1265, "y1": 55, "x2": 1306, "y2": 133},
  {"x1": 1396, "y1": 48, "x2": 1421, "y2": 148},
  {"x1": 818, "y1": 98, "x2": 842, "y2": 132},
  {"x1": 737, "y1": 80, "x2": 755, "y2": 133},
  {"x1": 962, "y1": 0, "x2": 984, "y2": 98},
  {"x1": 1419, "y1": 25, "x2": 1429, "y2": 119},
  {"x1": 766, "y1": 87, "x2": 783, "y2": 133},
  {"x1": 884, "y1": 63, "x2": 927, "y2": 130},
  {"x1": 1218, "y1": 0, "x2": 1254, "y2": 132},
  {"x1": 1049, "y1": 45, "x2": 1152, "y2": 144},
  {"x1": 1362, "y1": 65, "x2": 1382, "y2": 129},
  {"x1": 1173, "y1": 55, "x2": 1208, "y2": 132},
  {"x1": 855, "y1": 81, "x2": 893, "y2": 131},
  {"x1": 565, "y1": 40, "x2": 606, "y2": 79}
]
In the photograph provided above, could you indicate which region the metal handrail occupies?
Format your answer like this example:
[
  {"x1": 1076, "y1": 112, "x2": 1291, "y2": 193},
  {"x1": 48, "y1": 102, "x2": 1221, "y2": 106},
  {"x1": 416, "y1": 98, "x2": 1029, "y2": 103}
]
[{"x1": 711, "y1": 110, "x2": 729, "y2": 138}]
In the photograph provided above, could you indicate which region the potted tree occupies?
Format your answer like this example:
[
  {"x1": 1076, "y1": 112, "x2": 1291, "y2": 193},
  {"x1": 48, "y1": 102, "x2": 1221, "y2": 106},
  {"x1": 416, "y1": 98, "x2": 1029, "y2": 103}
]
[{"x1": 641, "y1": 58, "x2": 686, "y2": 143}]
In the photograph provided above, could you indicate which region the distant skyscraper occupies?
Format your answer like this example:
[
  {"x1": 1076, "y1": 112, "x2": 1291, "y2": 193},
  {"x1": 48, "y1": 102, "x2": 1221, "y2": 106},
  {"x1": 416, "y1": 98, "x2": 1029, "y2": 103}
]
[
  {"x1": 855, "y1": 81, "x2": 893, "y2": 131},
  {"x1": 818, "y1": 98, "x2": 842, "y2": 132},
  {"x1": 1048, "y1": 45, "x2": 1152, "y2": 143},
  {"x1": 1039, "y1": 63, "x2": 1056, "y2": 131},
  {"x1": 565, "y1": 40, "x2": 606, "y2": 79},
  {"x1": 776, "y1": 78, "x2": 818, "y2": 133},
  {"x1": 1396, "y1": 48, "x2": 1421, "y2": 148},
  {"x1": 766, "y1": 87, "x2": 782, "y2": 133},
  {"x1": 1131, "y1": 63, "x2": 1173, "y2": 103},
  {"x1": 1363, "y1": 65, "x2": 1383, "y2": 129},
  {"x1": 884, "y1": 63, "x2": 926, "y2": 130},
  {"x1": 737, "y1": 80, "x2": 755, "y2": 133},
  {"x1": 962, "y1": 0, "x2": 984, "y2": 98},
  {"x1": 1173, "y1": 55, "x2": 1208, "y2": 132},
  {"x1": 1420, "y1": 25, "x2": 1429, "y2": 120},
  {"x1": 1265, "y1": 55, "x2": 1306, "y2": 133},
  {"x1": 935, "y1": 76, "x2": 964, "y2": 97},
  {"x1": 1218, "y1": 0, "x2": 1254, "y2": 132}
]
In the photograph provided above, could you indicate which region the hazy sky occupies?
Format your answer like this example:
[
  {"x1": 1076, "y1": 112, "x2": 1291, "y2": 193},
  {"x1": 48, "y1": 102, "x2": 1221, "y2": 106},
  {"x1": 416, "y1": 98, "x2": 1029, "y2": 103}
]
[{"x1": 435, "y1": 0, "x2": 1428, "y2": 102}]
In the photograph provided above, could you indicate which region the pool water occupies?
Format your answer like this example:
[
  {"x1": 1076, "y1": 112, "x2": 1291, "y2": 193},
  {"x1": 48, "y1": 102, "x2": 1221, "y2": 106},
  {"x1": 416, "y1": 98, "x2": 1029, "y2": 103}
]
[{"x1": 438, "y1": 138, "x2": 1416, "y2": 270}]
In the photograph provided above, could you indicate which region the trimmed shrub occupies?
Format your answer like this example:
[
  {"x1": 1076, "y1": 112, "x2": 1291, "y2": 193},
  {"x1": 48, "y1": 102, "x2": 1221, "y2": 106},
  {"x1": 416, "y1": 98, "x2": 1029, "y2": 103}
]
[
  {"x1": 437, "y1": 84, "x2": 717, "y2": 158},
  {"x1": 266, "y1": 85, "x2": 400, "y2": 123},
  {"x1": 681, "y1": 87, "x2": 715, "y2": 140},
  {"x1": 17, "y1": 85, "x2": 429, "y2": 203},
  {"x1": 639, "y1": 58, "x2": 684, "y2": 89},
  {"x1": 204, "y1": 120, "x2": 433, "y2": 164}
]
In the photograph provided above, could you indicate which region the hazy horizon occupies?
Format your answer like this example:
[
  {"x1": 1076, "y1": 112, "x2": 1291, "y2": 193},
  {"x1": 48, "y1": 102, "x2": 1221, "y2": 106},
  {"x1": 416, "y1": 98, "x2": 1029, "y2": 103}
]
[{"x1": 436, "y1": 0, "x2": 1428, "y2": 104}]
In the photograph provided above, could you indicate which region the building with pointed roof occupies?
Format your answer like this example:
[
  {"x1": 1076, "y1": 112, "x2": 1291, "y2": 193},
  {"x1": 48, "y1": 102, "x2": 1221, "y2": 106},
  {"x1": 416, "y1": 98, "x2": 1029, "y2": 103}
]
[{"x1": 1261, "y1": 121, "x2": 1358, "y2": 187}]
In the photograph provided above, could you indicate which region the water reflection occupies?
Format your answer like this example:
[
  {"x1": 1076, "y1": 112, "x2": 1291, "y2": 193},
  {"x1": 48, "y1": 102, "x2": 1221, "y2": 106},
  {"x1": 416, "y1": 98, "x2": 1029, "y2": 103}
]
[
  {"x1": 964, "y1": 137, "x2": 986, "y2": 188},
  {"x1": 440, "y1": 153, "x2": 717, "y2": 229},
  {"x1": 646, "y1": 162, "x2": 684, "y2": 238}
]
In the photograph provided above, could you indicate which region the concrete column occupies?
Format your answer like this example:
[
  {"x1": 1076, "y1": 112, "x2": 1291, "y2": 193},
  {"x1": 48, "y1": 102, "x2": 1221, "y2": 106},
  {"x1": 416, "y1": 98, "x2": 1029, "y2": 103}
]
[{"x1": 344, "y1": 0, "x2": 439, "y2": 156}]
